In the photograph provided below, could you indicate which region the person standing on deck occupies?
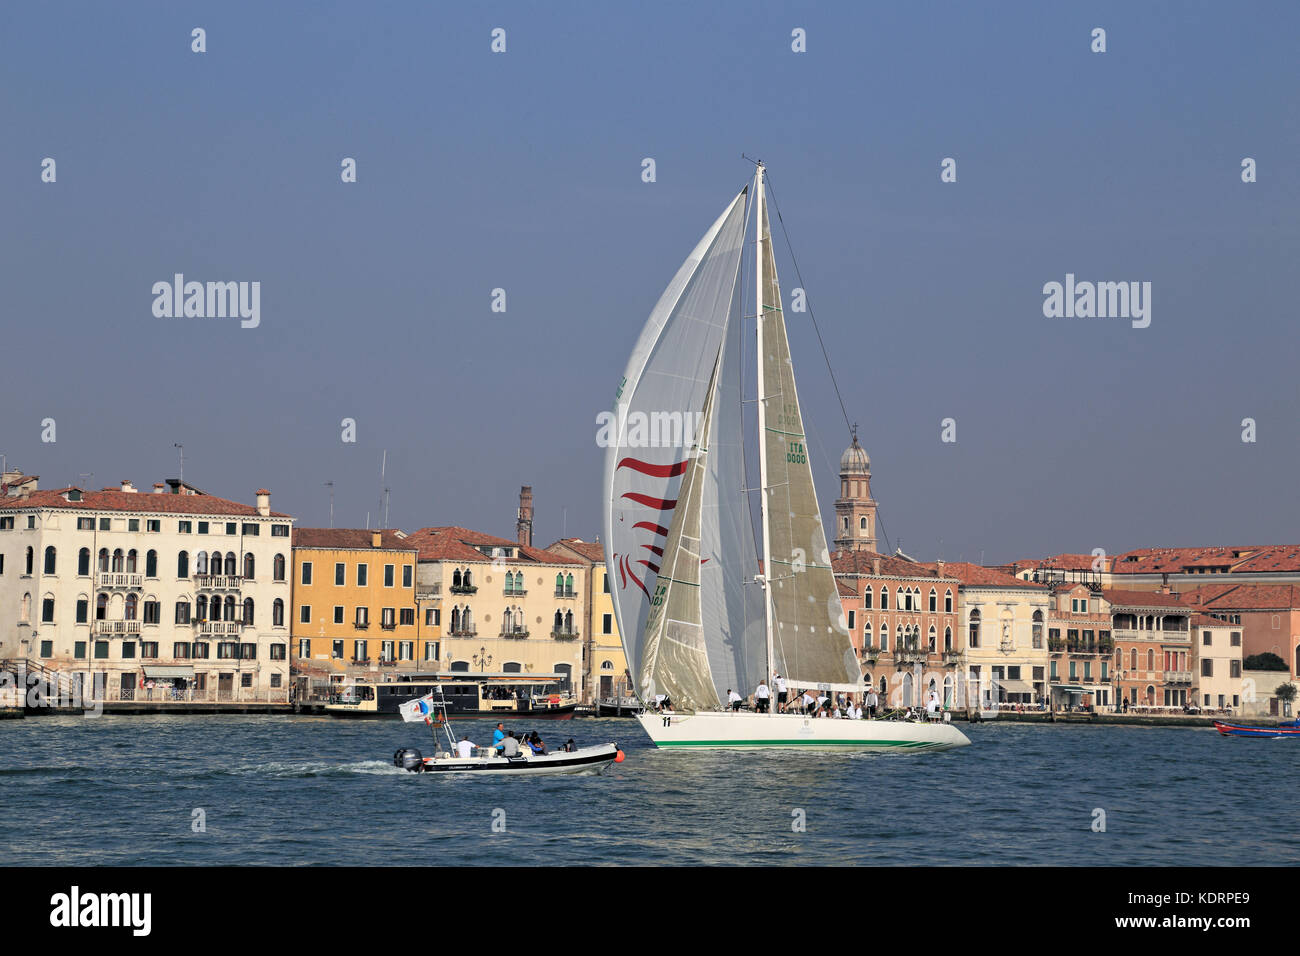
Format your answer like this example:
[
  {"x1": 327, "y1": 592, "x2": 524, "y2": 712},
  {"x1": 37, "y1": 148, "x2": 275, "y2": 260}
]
[
  {"x1": 492, "y1": 722, "x2": 505, "y2": 749},
  {"x1": 774, "y1": 674, "x2": 788, "y2": 712},
  {"x1": 755, "y1": 679, "x2": 770, "y2": 714},
  {"x1": 727, "y1": 688, "x2": 743, "y2": 712}
]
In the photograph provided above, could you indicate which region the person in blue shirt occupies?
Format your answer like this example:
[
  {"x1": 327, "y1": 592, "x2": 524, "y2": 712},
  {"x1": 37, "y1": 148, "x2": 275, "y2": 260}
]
[{"x1": 492, "y1": 722, "x2": 506, "y2": 750}]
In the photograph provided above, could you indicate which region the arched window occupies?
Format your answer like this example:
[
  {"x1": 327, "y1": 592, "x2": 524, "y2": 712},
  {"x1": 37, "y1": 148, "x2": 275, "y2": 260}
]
[
  {"x1": 565, "y1": 573, "x2": 574, "y2": 593},
  {"x1": 880, "y1": 587, "x2": 888, "y2": 611},
  {"x1": 928, "y1": 625, "x2": 937, "y2": 653},
  {"x1": 126, "y1": 549, "x2": 137, "y2": 573},
  {"x1": 78, "y1": 548, "x2": 91, "y2": 576},
  {"x1": 502, "y1": 661, "x2": 522, "y2": 673},
  {"x1": 462, "y1": 570, "x2": 472, "y2": 589},
  {"x1": 564, "y1": 610, "x2": 574, "y2": 632},
  {"x1": 96, "y1": 593, "x2": 108, "y2": 620},
  {"x1": 224, "y1": 553, "x2": 236, "y2": 576},
  {"x1": 860, "y1": 516, "x2": 868, "y2": 531},
  {"x1": 196, "y1": 551, "x2": 209, "y2": 575},
  {"x1": 450, "y1": 661, "x2": 469, "y2": 673},
  {"x1": 453, "y1": 569, "x2": 462, "y2": 588},
  {"x1": 44, "y1": 546, "x2": 56, "y2": 574},
  {"x1": 862, "y1": 623, "x2": 872, "y2": 649},
  {"x1": 25, "y1": 547, "x2": 34, "y2": 575},
  {"x1": 273, "y1": 553, "x2": 286, "y2": 581},
  {"x1": 944, "y1": 589, "x2": 953, "y2": 613},
  {"x1": 125, "y1": 594, "x2": 138, "y2": 620},
  {"x1": 196, "y1": 595, "x2": 209, "y2": 621},
  {"x1": 243, "y1": 553, "x2": 255, "y2": 579},
  {"x1": 1130, "y1": 648, "x2": 1138, "y2": 671},
  {"x1": 880, "y1": 624, "x2": 890, "y2": 652},
  {"x1": 462, "y1": 607, "x2": 473, "y2": 630},
  {"x1": 450, "y1": 607, "x2": 461, "y2": 633},
  {"x1": 112, "y1": 549, "x2": 124, "y2": 572},
  {"x1": 1147, "y1": 648, "x2": 1155, "y2": 672},
  {"x1": 929, "y1": 588, "x2": 937, "y2": 612},
  {"x1": 554, "y1": 609, "x2": 563, "y2": 630},
  {"x1": 98, "y1": 548, "x2": 110, "y2": 572},
  {"x1": 555, "y1": 572, "x2": 564, "y2": 591},
  {"x1": 272, "y1": 599, "x2": 284, "y2": 627},
  {"x1": 897, "y1": 587, "x2": 905, "y2": 610},
  {"x1": 944, "y1": 626, "x2": 952, "y2": 652},
  {"x1": 20, "y1": 592, "x2": 31, "y2": 623},
  {"x1": 878, "y1": 676, "x2": 887, "y2": 696},
  {"x1": 243, "y1": 598, "x2": 255, "y2": 625},
  {"x1": 146, "y1": 550, "x2": 157, "y2": 577},
  {"x1": 968, "y1": 609, "x2": 981, "y2": 649}
]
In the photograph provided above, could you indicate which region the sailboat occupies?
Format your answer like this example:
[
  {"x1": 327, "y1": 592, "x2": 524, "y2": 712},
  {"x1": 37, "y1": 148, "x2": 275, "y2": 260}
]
[{"x1": 602, "y1": 162, "x2": 970, "y2": 753}]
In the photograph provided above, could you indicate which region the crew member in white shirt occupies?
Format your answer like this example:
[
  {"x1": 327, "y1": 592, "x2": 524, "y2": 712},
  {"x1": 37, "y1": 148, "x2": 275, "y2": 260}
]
[
  {"x1": 755, "y1": 679, "x2": 771, "y2": 713},
  {"x1": 457, "y1": 736, "x2": 475, "y2": 759},
  {"x1": 774, "y1": 674, "x2": 788, "y2": 711},
  {"x1": 727, "y1": 688, "x2": 743, "y2": 712}
]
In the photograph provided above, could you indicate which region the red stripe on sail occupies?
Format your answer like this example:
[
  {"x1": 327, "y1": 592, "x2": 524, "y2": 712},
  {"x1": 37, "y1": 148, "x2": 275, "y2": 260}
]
[
  {"x1": 642, "y1": 545, "x2": 664, "y2": 557},
  {"x1": 633, "y1": 521, "x2": 670, "y2": 538},
  {"x1": 624, "y1": 556, "x2": 650, "y2": 600},
  {"x1": 637, "y1": 559, "x2": 661, "y2": 574},
  {"x1": 617, "y1": 457, "x2": 688, "y2": 478},
  {"x1": 622, "y1": 493, "x2": 677, "y2": 510}
]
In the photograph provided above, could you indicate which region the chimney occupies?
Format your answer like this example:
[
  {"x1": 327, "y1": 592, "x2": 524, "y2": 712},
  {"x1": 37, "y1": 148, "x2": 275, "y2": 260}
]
[
  {"x1": 937, "y1": 558, "x2": 945, "y2": 576},
  {"x1": 516, "y1": 485, "x2": 533, "y2": 548},
  {"x1": 872, "y1": 556, "x2": 881, "y2": 576},
  {"x1": 256, "y1": 489, "x2": 270, "y2": 517},
  {"x1": 153, "y1": 483, "x2": 166, "y2": 494},
  {"x1": 120, "y1": 480, "x2": 136, "y2": 493},
  {"x1": 371, "y1": 531, "x2": 382, "y2": 549}
]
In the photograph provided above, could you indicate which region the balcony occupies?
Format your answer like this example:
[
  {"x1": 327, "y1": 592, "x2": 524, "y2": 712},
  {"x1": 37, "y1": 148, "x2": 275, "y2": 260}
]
[
  {"x1": 92, "y1": 620, "x2": 142, "y2": 636},
  {"x1": 895, "y1": 648, "x2": 926, "y2": 665},
  {"x1": 860, "y1": 645, "x2": 880, "y2": 663},
  {"x1": 196, "y1": 620, "x2": 242, "y2": 636},
  {"x1": 504, "y1": 588, "x2": 528, "y2": 597},
  {"x1": 97, "y1": 572, "x2": 143, "y2": 590},
  {"x1": 500, "y1": 629, "x2": 530, "y2": 639},
  {"x1": 381, "y1": 621, "x2": 397, "y2": 631},
  {"x1": 551, "y1": 630, "x2": 579, "y2": 641},
  {"x1": 554, "y1": 589, "x2": 577, "y2": 599},
  {"x1": 449, "y1": 626, "x2": 477, "y2": 637},
  {"x1": 941, "y1": 650, "x2": 962, "y2": 665},
  {"x1": 1166, "y1": 670, "x2": 1193, "y2": 684},
  {"x1": 449, "y1": 584, "x2": 477, "y2": 595},
  {"x1": 194, "y1": 574, "x2": 243, "y2": 591},
  {"x1": 354, "y1": 621, "x2": 370, "y2": 630},
  {"x1": 416, "y1": 584, "x2": 441, "y2": 599}
]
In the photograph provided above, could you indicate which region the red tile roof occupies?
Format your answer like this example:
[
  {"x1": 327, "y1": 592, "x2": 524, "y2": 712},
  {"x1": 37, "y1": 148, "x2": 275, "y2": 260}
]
[
  {"x1": 1179, "y1": 583, "x2": 1300, "y2": 611},
  {"x1": 547, "y1": 537, "x2": 606, "y2": 563},
  {"x1": 1111, "y1": 545, "x2": 1300, "y2": 574},
  {"x1": 405, "y1": 527, "x2": 578, "y2": 566},
  {"x1": 1010, "y1": 553, "x2": 1107, "y2": 573},
  {"x1": 831, "y1": 550, "x2": 956, "y2": 580},
  {"x1": 1100, "y1": 588, "x2": 1192, "y2": 610},
  {"x1": 293, "y1": 528, "x2": 415, "y2": 551},
  {"x1": 0, "y1": 486, "x2": 291, "y2": 518},
  {"x1": 927, "y1": 562, "x2": 1048, "y2": 590}
]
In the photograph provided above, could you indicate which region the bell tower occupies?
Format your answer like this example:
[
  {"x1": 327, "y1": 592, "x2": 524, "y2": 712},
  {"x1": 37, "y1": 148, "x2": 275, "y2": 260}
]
[
  {"x1": 833, "y1": 427, "x2": 877, "y2": 553},
  {"x1": 516, "y1": 485, "x2": 533, "y2": 548}
]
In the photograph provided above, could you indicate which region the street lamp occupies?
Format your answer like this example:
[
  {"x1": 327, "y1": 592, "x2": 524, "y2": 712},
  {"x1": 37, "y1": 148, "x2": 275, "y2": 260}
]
[{"x1": 473, "y1": 647, "x2": 492, "y2": 672}]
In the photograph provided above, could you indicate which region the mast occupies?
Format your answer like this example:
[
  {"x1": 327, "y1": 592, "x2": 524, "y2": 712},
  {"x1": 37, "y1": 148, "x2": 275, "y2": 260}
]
[{"x1": 753, "y1": 162, "x2": 776, "y2": 708}]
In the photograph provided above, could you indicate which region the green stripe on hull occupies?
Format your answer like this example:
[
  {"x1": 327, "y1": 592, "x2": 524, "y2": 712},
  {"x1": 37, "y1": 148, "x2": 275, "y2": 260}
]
[{"x1": 653, "y1": 739, "x2": 944, "y2": 749}]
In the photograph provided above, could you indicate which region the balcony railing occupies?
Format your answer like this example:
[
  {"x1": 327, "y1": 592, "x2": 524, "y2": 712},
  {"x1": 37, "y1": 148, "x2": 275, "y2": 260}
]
[
  {"x1": 92, "y1": 620, "x2": 142, "y2": 636},
  {"x1": 1111, "y1": 627, "x2": 1189, "y2": 641},
  {"x1": 97, "y1": 572, "x2": 143, "y2": 590},
  {"x1": 416, "y1": 584, "x2": 441, "y2": 599},
  {"x1": 449, "y1": 584, "x2": 478, "y2": 595},
  {"x1": 551, "y1": 630, "x2": 579, "y2": 640},
  {"x1": 895, "y1": 648, "x2": 926, "y2": 664},
  {"x1": 504, "y1": 588, "x2": 528, "y2": 597},
  {"x1": 554, "y1": 589, "x2": 577, "y2": 599},
  {"x1": 941, "y1": 650, "x2": 962, "y2": 665},
  {"x1": 194, "y1": 574, "x2": 243, "y2": 591},
  {"x1": 354, "y1": 621, "x2": 370, "y2": 630},
  {"x1": 196, "y1": 620, "x2": 242, "y2": 636},
  {"x1": 449, "y1": 626, "x2": 477, "y2": 637},
  {"x1": 381, "y1": 621, "x2": 397, "y2": 631},
  {"x1": 500, "y1": 629, "x2": 530, "y2": 639},
  {"x1": 1166, "y1": 670, "x2": 1193, "y2": 684}
]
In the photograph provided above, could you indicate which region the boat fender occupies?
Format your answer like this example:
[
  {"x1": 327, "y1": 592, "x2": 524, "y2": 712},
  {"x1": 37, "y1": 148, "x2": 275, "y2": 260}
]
[
  {"x1": 393, "y1": 747, "x2": 424, "y2": 772},
  {"x1": 614, "y1": 749, "x2": 625, "y2": 763}
]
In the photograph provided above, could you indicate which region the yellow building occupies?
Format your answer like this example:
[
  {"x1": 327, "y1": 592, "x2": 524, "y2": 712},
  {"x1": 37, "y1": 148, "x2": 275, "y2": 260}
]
[
  {"x1": 547, "y1": 537, "x2": 632, "y2": 703},
  {"x1": 403, "y1": 527, "x2": 587, "y2": 694},
  {"x1": 290, "y1": 529, "x2": 425, "y2": 675}
]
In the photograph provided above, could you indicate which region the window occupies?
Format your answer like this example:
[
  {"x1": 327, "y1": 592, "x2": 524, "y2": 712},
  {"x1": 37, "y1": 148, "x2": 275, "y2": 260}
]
[
  {"x1": 301, "y1": 562, "x2": 312, "y2": 585},
  {"x1": 929, "y1": 589, "x2": 937, "y2": 612},
  {"x1": 270, "y1": 673, "x2": 282, "y2": 688},
  {"x1": 42, "y1": 597, "x2": 55, "y2": 623},
  {"x1": 297, "y1": 639, "x2": 310, "y2": 658},
  {"x1": 334, "y1": 606, "x2": 344, "y2": 624},
  {"x1": 272, "y1": 524, "x2": 289, "y2": 537},
  {"x1": 177, "y1": 551, "x2": 189, "y2": 578},
  {"x1": 880, "y1": 588, "x2": 888, "y2": 611},
  {"x1": 384, "y1": 565, "x2": 395, "y2": 587},
  {"x1": 147, "y1": 519, "x2": 160, "y2": 533},
  {"x1": 242, "y1": 523, "x2": 259, "y2": 536},
  {"x1": 98, "y1": 518, "x2": 110, "y2": 531},
  {"x1": 399, "y1": 641, "x2": 413, "y2": 661},
  {"x1": 400, "y1": 608, "x2": 414, "y2": 626},
  {"x1": 198, "y1": 521, "x2": 209, "y2": 534},
  {"x1": 178, "y1": 521, "x2": 191, "y2": 533},
  {"x1": 945, "y1": 590, "x2": 953, "y2": 613},
  {"x1": 273, "y1": 554, "x2": 285, "y2": 581},
  {"x1": 425, "y1": 608, "x2": 440, "y2": 627},
  {"x1": 240, "y1": 673, "x2": 253, "y2": 688},
  {"x1": 78, "y1": 517, "x2": 94, "y2": 530},
  {"x1": 602, "y1": 613, "x2": 612, "y2": 635},
  {"x1": 355, "y1": 607, "x2": 369, "y2": 627},
  {"x1": 1203, "y1": 631, "x2": 1211, "y2": 646},
  {"x1": 273, "y1": 599, "x2": 285, "y2": 627},
  {"x1": 403, "y1": 565, "x2": 413, "y2": 589},
  {"x1": 174, "y1": 642, "x2": 190, "y2": 659},
  {"x1": 424, "y1": 641, "x2": 439, "y2": 661},
  {"x1": 968, "y1": 610, "x2": 980, "y2": 649},
  {"x1": 603, "y1": 573, "x2": 609, "y2": 594},
  {"x1": 175, "y1": 601, "x2": 191, "y2": 624},
  {"x1": 25, "y1": 547, "x2": 34, "y2": 575},
  {"x1": 353, "y1": 641, "x2": 367, "y2": 661},
  {"x1": 146, "y1": 550, "x2": 157, "y2": 577},
  {"x1": 357, "y1": 564, "x2": 368, "y2": 587},
  {"x1": 94, "y1": 641, "x2": 109, "y2": 660},
  {"x1": 880, "y1": 624, "x2": 889, "y2": 651},
  {"x1": 1230, "y1": 632, "x2": 1241, "y2": 647},
  {"x1": 141, "y1": 642, "x2": 158, "y2": 659},
  {"x1": 382, "y1": 607, "x2": 396, "y2": 629},
  {"x1": 243, "y1": 554, "x2": 254, "y2": 579},
  {"x1": 192, "y1": 642, "x2": 209, "y2": 659},
  {"x1": 1202, "y1": 660, "x2": 1213, "y2": 677},
  {"x1": 240, "y1": 643, "x2": 257, "y2": 660},
  {"x1": 1230, "y1": 660, "x2": 1241, "y2": 678},
  {"x1": 862, "y1": 589, "x2": 872, "y2": 609},
  {"x1": 847, "y1": 610, "x2": 856, "y2": 631},
  {"x1": 76, "y1": 598, "x2": 88, "y2": 623},
  {"x1": 242, "y1": 598, "x2": 255, "y2": 626},
  {"x1": 143, "y1": 600, "x2": 160, "y2": 624},
  {"x1": 300, "y1": 605, "x2": 311, "y2": 624},
  {"x1": 225, "y1": 522, "x2": 236, "y2": 535}
]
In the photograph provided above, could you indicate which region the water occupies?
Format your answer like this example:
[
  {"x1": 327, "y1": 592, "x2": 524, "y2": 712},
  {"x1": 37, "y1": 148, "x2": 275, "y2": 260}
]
[{"x1": 1, "y1": 715, "x2": 1295, "y2": 865}]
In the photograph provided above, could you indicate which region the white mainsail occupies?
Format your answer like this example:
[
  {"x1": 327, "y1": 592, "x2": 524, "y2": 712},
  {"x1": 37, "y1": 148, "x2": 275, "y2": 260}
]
[
  {"x1": 603, "y1": 188, "x2": 749, "y2": 694},
  {"x1": 754, "y1": 189, "x2": 861, "y2": 692}
]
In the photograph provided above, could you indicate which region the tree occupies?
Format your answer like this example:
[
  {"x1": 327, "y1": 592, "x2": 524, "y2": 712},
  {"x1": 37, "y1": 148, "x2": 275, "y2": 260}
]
[
  {"x1": 1275, "y1": 684, "x2": 1297, "y2": 703},
  {"x1": 1244, "y1": 652, "x2": 1288, "y2": 671}
]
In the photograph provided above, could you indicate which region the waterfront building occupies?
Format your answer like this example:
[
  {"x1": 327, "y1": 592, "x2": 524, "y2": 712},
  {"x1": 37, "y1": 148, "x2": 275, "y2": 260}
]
[
  {"x1": 402, "y1": 524, "x2": 586, "y2": 693},
  {"x1": 1104, "y1": 545, "x2": 1300, "y2": 591},
  {"x1": 1006, "y1": 553, "x2": 1107, "y2": 587},
  {"x1": 1104, "y1": 589, "x2": 1193, "y2": 709},
  {"x1": 938, "y1": 563, "x2": 1050, "y2": 708},
  {"x1": 832, "y1": 550, "x2": 962, "y2": 707},
  {"x1": 1188, "y1": 613, "x2": 1243, "y2": 713},
  {"x1": 0, "y1": 475, "x2": 293, "y2": 701},
  {"x1": 1044, "y1": 581, "x2": 1114, "y2": 711},
  {"x1": 1180, "y1": 583, "x2": 1300, "y2": 683},
  {"x1": 545, "y1": 537, "x2": 631, "y2": 704},
  {"x1": 290, "y1": 529, "x2": 421, "y2": 677}
]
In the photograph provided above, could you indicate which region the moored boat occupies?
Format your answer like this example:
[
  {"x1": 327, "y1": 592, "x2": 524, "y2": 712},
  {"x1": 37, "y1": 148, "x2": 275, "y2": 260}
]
[
  {"x1": 1214, "y1": 719, "x2": 1300, "y2": 738},
  {"x1": 325, "y1": 672, "x2": 577, "y2": 719}
]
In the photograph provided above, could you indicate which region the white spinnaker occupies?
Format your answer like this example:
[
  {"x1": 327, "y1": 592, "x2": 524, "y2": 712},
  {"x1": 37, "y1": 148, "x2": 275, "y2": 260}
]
[{"x1": 603, "y1": 188, "x2": 748, "y2": 692}]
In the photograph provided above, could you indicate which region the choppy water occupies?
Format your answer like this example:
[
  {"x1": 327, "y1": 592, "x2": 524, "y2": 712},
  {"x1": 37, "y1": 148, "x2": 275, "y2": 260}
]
[{"x1": 1, "y1": 715, "x2": 1295, "y2": 865}]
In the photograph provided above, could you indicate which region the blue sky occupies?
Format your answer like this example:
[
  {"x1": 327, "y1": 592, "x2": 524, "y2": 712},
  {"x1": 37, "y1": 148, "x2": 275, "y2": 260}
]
[{"x1": 2, "y1": 1, "x2": 1296, "y2": 562}]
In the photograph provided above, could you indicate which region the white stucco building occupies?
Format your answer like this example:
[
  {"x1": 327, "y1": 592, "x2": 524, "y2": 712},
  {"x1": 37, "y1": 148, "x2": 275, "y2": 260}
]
[{"x1": 0, "y1": 475, "x2": 293, "y2": 702}]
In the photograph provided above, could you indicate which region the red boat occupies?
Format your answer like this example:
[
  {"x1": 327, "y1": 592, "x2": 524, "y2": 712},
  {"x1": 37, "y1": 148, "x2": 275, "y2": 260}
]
[{"x1": 1213, "y1": 719, "x2": 1300, "y2": 738}]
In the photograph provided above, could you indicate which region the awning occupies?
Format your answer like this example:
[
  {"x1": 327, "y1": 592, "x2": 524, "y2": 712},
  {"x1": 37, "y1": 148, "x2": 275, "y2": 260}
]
[
  {"x1": 142, "y1": 666, "x2": 195, "y2": 679},
  {"x1": 1052, "y1": 684, "x2": 1091, "y2": 694},
  {"x1": 998, "y1": 679, "x2": 1036, "y2": 694}
]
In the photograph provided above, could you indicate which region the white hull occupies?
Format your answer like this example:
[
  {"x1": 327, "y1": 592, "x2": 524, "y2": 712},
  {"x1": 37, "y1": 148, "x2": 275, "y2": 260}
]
[
  {"x1": 417, "y1": 743, "x2": 622, "y2": 776},
  {"x1": 637, "y1": 712, "x2": 971, "y2": 752}
]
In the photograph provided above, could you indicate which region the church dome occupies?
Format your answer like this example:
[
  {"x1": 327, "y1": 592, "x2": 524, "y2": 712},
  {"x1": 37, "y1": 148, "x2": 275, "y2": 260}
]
[{"x1": 840, "y1": 435, "x2": 870, "y2": 474}]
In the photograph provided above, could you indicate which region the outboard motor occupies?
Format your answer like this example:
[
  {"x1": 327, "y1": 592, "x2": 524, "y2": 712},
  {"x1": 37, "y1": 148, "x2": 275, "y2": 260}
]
[{"x1": 393, "y1": 747, "x2": 424, "y2": 772}]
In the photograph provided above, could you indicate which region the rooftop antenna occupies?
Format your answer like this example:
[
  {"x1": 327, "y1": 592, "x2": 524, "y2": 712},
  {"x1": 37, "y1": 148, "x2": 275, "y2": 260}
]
[
  {"x1": 79, "y1": 472, "x2": 94, "y2": 489},
  {"x1": 325, "y1": 481, "x2": 335, "y2": 528},
  {"x1": 377, "y1": 450, "x2": 386, "y2": 528},
  {"x1": 383, "y1": 487, "x2": 391, "y2": 528},
  {"x1": 173, "y1": 443, "x2": 184, "y2": 482},
  {"x1": 562, "y1": 506, "x2": 567, "y2": 539}
]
